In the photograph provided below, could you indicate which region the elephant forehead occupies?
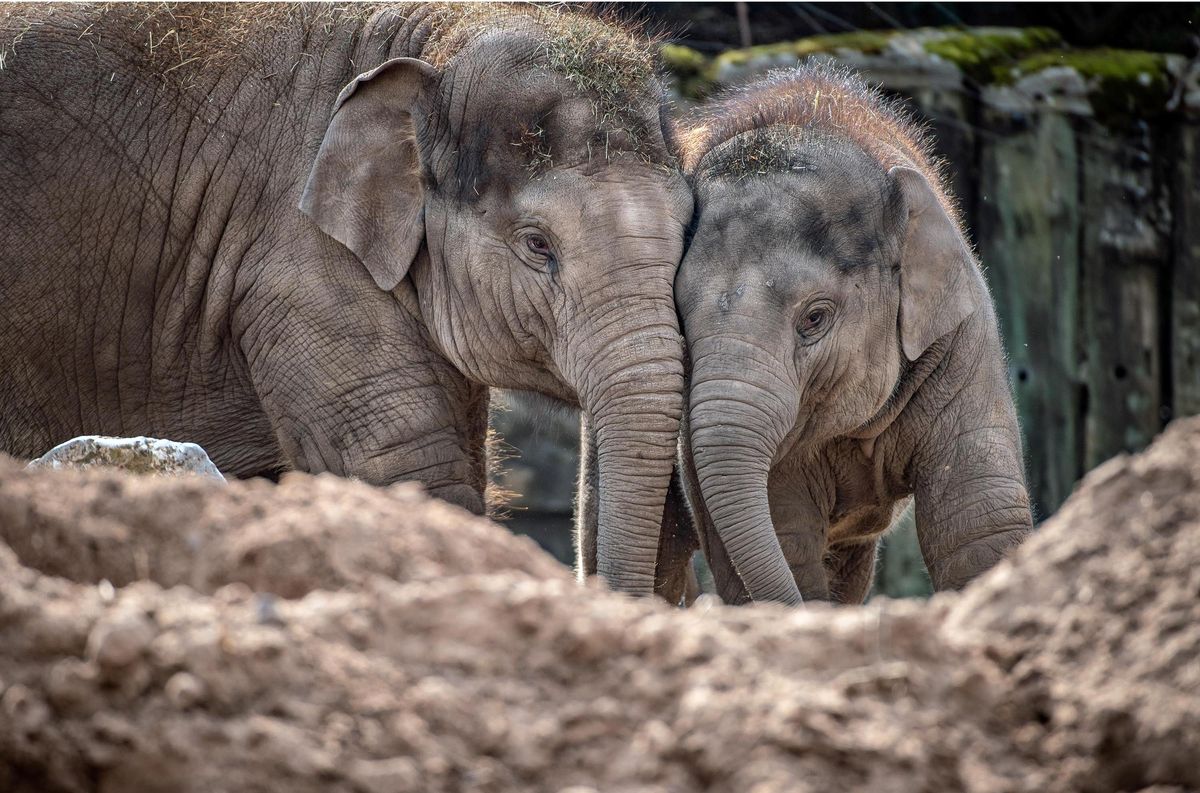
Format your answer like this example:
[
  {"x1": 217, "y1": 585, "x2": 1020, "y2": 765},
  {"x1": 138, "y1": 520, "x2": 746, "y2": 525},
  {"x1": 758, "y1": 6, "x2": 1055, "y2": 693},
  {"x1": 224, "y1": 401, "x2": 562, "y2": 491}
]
[
  {"x1": 693, "y1": 171, "x2": 896, "y2": 274},
  {"x1": 678, "y1": 247, "x2": 835, "y2": 313},
  {"x1": 515, "y1": 166, "x2": 690, "y2": 236},
  {"x1": 435, "y1": 24, "x2": 671, "y2": 172},
  {"x1": 433, "y1": 68, "x2": 672, "y2": 197}
]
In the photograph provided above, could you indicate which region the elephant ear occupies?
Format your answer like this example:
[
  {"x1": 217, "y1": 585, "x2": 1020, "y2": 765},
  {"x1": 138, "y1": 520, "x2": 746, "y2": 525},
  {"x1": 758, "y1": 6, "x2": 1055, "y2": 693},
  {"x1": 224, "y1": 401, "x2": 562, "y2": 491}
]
[
  {"x1": 891, "y1": 165, "x2": 978, "y2": 361},
  {"x1": 299, "y1": 57, "x2": 437, "y2": 292}
]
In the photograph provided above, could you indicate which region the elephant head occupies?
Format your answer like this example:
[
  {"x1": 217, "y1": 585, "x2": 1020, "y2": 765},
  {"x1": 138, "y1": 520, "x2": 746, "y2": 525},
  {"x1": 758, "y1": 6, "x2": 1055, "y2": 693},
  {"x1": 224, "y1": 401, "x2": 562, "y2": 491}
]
[
  {"x1": 677, "y1": 119, "x2": 980, "y2": 604},
  {"x1": 298, "y1": 12, "x2": 692, "y2": 595}
]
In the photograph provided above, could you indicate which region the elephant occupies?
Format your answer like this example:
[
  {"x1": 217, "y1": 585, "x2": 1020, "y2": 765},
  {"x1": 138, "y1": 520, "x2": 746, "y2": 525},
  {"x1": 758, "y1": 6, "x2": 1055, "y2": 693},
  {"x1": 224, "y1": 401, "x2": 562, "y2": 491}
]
[
  {"x1": 668, "y1": 64, "x2": 1033, "y2": 605},
  {"x1": 0, "y1": 4, "x2": 692, "y2": 595}
]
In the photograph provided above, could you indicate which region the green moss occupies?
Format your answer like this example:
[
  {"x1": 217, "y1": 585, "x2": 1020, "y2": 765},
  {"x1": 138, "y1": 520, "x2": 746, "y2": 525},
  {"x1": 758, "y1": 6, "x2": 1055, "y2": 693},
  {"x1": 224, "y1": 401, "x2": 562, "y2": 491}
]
[
  {"x1": 711, "y1": 29, "x2": 896, "y2": 72},
  {"x1": 999, "y1": 48, "x2": 1173, "y2": 127},
  {"x1": 661, "y1": 43, "x2": 707, "y2": 74},
  {"x1": 922, "y1": 27, "x2": 1062, "y2": 84},
  {"x1": 695, "y1": 25, "x2": 1175, "y2": 131},
  {"x1": 706, "y1": 26, "x2": 1066, "y2": 87},
  {"x1": 801, "y1": 30, "x2": 897, "y2": 55},
  {"x1": 660, "y1": 43, "x2": 714, "y2": 101}
]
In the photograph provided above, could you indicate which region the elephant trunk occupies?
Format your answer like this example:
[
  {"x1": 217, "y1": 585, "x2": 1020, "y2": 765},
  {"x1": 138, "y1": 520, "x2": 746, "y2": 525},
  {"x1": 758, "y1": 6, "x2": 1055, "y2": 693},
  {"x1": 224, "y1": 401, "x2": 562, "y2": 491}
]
[
  {"x1": 688, "y1": 341, "x2": 803, "y2": 605},
  {"x1": 577, "y1": 310, "x2": 684, "y2": 595}
]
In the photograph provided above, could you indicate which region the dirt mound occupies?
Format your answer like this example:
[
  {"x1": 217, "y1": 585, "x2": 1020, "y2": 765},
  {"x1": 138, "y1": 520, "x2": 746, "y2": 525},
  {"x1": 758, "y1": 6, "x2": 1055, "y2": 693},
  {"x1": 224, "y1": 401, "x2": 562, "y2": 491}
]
[
  {"x1": 1, "y1": 419, "x2": 1199, "y2": 792},
  {"x1": 946, "y1": 416, "x2": 1200, "y2": 791},
  {"x1": 0, "y1": 456, "x2": 565, "y2": 597}
]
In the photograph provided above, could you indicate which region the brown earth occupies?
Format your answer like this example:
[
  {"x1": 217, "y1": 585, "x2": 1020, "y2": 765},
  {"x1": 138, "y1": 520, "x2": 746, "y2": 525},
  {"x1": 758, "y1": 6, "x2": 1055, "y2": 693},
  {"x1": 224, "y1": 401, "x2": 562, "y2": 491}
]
[{"x1": 1, "y1": 419, "x2": 1198, "y2": 793}]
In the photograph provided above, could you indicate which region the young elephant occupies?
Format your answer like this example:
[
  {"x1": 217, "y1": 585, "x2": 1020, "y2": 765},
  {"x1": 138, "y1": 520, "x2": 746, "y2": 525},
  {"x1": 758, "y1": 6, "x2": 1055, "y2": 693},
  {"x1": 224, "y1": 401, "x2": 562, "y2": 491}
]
[
  {"x1": 0, "y1": 5, "x2": 691, "y2": 595},
  {"x1": 673, "y1": 65, "x2": 1033, "y2": 605}
]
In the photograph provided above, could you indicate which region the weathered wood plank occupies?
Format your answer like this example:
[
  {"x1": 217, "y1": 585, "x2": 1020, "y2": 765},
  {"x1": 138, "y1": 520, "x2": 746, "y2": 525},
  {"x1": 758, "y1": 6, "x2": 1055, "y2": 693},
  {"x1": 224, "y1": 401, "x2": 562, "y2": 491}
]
[
  {"x1": 1173, "y1": 124, "x2": 1200, "y2": 419},
  {"x1": 1079, "y1": 128, "x2": 1170, "y2": 469},
  {"x1": 977, "y1": 102, "x2": 1082, "y2": 517}
]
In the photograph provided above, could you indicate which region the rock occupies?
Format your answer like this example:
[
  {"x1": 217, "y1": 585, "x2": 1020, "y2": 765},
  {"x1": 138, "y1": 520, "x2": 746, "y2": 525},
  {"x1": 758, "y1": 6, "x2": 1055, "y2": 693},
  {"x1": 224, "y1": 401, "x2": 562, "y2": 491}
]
[
  {"x1": 983, "y1": 65, "x2": 1092, "y2": 116},
  {"x1": 87, "y1": 613, "x2": 154, "y2": 673},
  {"x1": 27, "y1": 436, "x2": 226, "y2": 481},
  {"x1": 945, "y1": 416, "x2": 1200, "y2": 790},
  {"x1": 1, "y1": 684, "x2": 50, "y2": 735},
  {"x1": 44, "y1": 659, "x2": 101, "y2": 714}
]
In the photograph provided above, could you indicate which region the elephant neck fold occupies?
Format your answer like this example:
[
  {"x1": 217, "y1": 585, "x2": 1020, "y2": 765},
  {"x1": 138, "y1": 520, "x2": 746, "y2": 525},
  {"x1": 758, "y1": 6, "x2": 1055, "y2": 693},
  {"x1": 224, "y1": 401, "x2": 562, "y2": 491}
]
[{"x1": 846, "y1": 334, "x2": 954, "y2": 442}]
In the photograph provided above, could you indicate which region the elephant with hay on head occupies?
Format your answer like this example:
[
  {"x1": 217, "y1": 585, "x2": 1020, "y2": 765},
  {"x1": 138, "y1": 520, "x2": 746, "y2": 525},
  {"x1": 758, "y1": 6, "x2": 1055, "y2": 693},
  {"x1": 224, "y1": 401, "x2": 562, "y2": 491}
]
[{"x1": 0, "y1": 3, "x2": 694, "y2": 596}]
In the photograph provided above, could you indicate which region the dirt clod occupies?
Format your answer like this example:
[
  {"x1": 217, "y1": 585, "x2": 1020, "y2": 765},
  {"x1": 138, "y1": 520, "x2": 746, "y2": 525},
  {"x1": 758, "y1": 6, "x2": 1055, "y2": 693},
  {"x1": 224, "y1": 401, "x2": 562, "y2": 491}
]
[{"x1": 2, "y1": 419, "x2": 1200, "y2": 792}]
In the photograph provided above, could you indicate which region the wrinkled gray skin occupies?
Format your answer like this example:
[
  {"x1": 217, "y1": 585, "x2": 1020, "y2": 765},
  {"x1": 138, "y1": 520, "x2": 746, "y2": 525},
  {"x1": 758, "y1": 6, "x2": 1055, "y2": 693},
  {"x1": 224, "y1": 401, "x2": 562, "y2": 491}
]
[
  {"x1": 0, "y1": 5, "x2": 690, "y2": 595},
  {"x1": 675, "y1": 136, "x2": 1033, "y2": 605}
]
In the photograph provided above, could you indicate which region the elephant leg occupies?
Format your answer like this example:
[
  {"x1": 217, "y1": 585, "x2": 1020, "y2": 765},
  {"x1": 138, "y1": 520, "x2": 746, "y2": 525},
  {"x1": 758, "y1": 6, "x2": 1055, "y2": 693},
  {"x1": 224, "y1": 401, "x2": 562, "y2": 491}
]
[
  {"x1": 825, "y1": 540, "x2": 879, "y2": 605},
  {"x1": 906, "y1": 336, "x2": 1033, "y2": 590},
  {"x1": 700, "y1": 525, "x2": 751, "y2": 605},
  {"x1": 913, "y1": 418, "x2": 1033, "y2": 591},
  {"x1": 239, "y1": 282, "x2": 489, "y2": 513},
  {"x1": 703, "y1": 520, "x2": 830, "y2": 605},
  {"x1": 771, "y1": 481, "x2": 831, "y2": 602},
  {"x1": 684, "y1": 450, "x2": 830, "y2": 604}
]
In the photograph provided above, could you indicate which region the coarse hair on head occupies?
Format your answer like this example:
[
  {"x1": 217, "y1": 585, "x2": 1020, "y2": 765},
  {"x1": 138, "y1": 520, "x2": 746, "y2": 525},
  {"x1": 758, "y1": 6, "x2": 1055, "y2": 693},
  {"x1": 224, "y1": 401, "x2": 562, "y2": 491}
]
[
  {"x1": 678, "y1": 61, "x2": 961, "y2": 224},
  {"x1": 421, "y1": 3, "x2": 669, "y2": 153}
]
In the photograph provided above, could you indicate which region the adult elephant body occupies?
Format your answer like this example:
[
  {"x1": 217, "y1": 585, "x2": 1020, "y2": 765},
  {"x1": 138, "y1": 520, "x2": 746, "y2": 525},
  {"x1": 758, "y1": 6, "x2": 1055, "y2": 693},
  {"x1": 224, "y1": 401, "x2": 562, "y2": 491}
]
[{"x1": 0, "y1": 4, "x2": 690, "y2": 594}]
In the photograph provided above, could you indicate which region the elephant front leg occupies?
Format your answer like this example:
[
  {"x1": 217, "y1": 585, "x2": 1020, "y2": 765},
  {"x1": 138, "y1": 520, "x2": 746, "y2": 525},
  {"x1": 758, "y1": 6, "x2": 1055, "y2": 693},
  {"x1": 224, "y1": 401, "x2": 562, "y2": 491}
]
[
  {"x1": 770, "y1": 475, "x2": 831, "y2": 601},
  {"x1": 694, "y1": 516, "x2": 752, "y2": 605},
  {"x1": 824, "y1": 540, "x2": 879, "y2": 604},
  {"x1": 240, "y1": 291, "x2": 489, "y2": 513},
  {"x1": 694, "y1": 483, "x2": 829, "y2": 604},
  {"x1": 913, "y1": 425, "x2": 1033, "y2": 590}
]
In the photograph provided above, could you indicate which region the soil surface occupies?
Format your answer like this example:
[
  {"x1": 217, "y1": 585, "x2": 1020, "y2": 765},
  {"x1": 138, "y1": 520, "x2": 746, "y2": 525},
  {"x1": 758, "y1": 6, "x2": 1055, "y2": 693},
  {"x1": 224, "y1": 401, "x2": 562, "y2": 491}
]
[{"x1": 2, "y1": 419, "x2": 1198, "y2": 792}]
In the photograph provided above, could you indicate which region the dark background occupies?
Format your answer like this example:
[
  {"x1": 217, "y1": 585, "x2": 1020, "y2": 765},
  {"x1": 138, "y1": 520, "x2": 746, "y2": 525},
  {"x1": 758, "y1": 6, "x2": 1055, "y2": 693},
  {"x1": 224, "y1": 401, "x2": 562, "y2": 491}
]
[{"x1": 617, "y1": 3, "x2": 1199, "y2": 55}]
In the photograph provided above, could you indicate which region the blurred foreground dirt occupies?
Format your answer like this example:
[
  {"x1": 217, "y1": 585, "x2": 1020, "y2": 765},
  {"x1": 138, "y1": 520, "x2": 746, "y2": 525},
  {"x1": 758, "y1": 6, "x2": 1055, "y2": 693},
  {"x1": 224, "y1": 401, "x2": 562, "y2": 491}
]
[{"x1": 2, "y1": 420, "x2": 1198, "y2": 792}]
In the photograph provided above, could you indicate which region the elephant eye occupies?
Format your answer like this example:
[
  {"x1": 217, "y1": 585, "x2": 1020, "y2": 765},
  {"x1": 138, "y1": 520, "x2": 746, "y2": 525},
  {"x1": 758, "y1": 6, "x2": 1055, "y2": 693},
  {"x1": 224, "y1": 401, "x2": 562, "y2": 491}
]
[
  {"x1": 517, "y1": 230, "x2": 558, "y2": 274},
  {"x1": 797, "y1": 304, "x2": 833, "y2": 341},
  {"x1": 526, "y1": 234, "x2": 552, "y2": 257}
]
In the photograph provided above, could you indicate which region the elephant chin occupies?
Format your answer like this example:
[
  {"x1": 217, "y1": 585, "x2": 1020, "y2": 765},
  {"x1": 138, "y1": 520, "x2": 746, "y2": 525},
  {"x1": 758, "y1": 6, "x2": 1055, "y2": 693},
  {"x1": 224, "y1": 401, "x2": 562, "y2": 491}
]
[{"x1": 687, "y1": 361, "x2": 803, "y2": 605}]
